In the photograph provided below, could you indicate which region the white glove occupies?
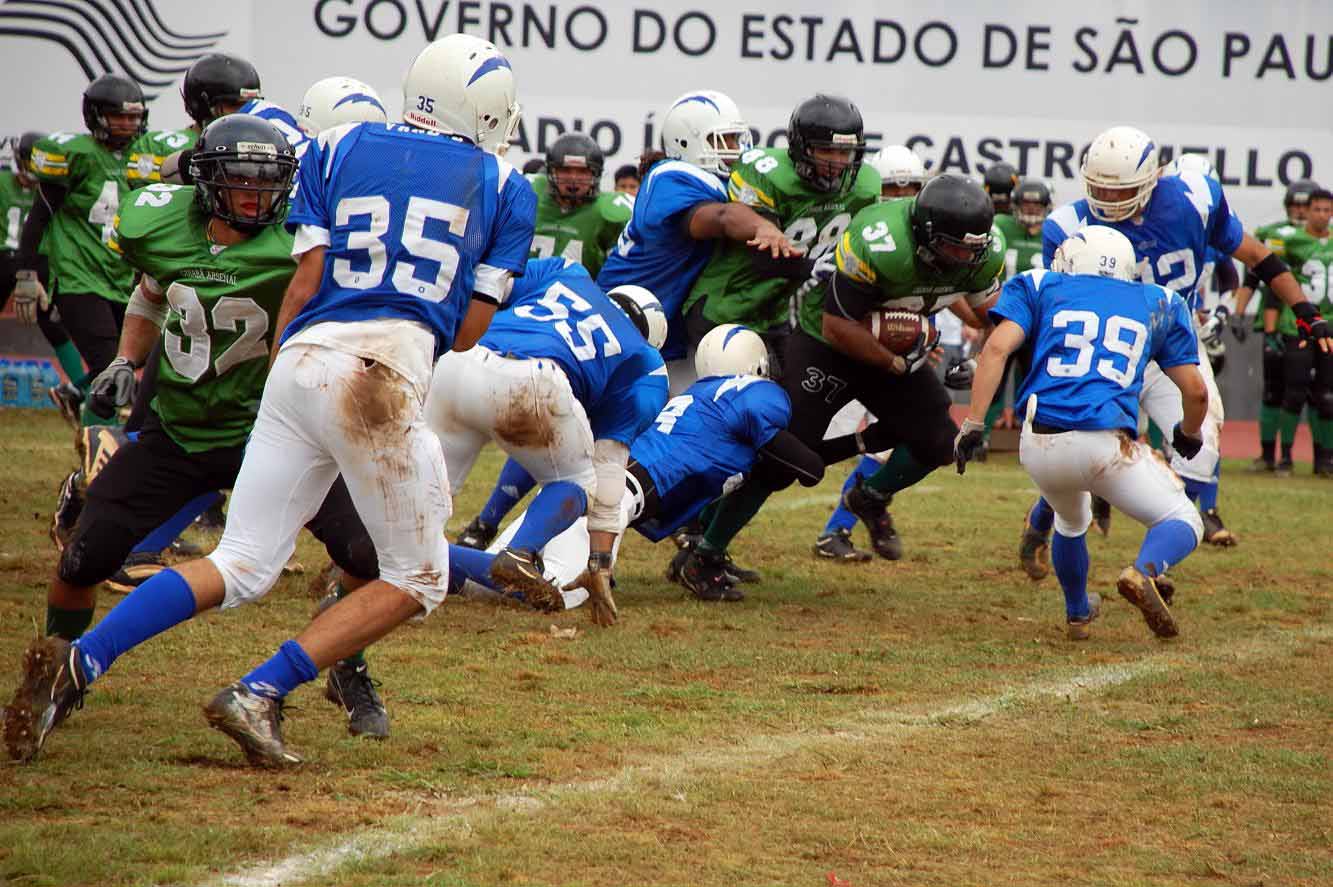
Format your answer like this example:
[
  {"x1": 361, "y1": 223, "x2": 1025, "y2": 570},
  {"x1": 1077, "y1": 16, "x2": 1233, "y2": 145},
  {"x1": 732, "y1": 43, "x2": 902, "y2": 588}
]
[
  {"x1": 12, "y1": 270, "x2": 50, "y2": 325},
  {"x1": 795, "y1": 251, "x2": 838, "y2": 300},
  {"x1": 899, "y1": 327, "x2": 941, "y2": 375}
]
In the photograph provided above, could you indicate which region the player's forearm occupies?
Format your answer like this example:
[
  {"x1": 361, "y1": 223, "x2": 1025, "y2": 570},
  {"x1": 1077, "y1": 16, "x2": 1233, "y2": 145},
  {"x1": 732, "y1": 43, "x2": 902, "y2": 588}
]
[
  {"x1": 1234, "y1": 234, "x2": 1306, "y2": 309},
  {"x1": 822, "y1": 313, "x2": 897, "y2": 372},
  {"x1": 270, "y1": 247, "x2": 326, "y2": 365},
  {"x1": 588, "y1": 439, "x2": 629, "y2": 554},
  {"x1": 1232, "y1": 286, "x2": 1253, "y2": 316},
  {"x1": 965, "y1": 342, "x2": 1010, "y2": 424},
  {"x1": 116, "y1": 314, "x2": 161, "y2": 367},
  {"x1": 454, "y1": 297, "x2": 497, "y2": 351},
  {"x1": 1163, "y1": 365, "x2": 1208, "y2": 436}
]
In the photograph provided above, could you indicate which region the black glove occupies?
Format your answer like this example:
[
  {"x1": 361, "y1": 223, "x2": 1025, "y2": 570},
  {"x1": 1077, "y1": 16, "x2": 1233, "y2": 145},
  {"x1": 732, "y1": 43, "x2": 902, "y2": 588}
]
[
  {"x1": 1263, "y1": 332, "x2": 1284, "y2": 356},
  {"x1": 943, "y1": 358, "x2": 976, "y2": 390},
  {"x1": 1172, "y1": 423, "x2": 1204, "y2": 461},
  {"x1": 953, "y1": 418, "x2": 987, "y2": 475},
  {"x1": 1292, "y1": 301, "x2": 1329, "y2": 345},
  {"x1": 88, "y1": 356, "x2": 137, "y2": 419},
  {"x1": 1227, "y1": 312, "x2": 1248, "y2": 342}
]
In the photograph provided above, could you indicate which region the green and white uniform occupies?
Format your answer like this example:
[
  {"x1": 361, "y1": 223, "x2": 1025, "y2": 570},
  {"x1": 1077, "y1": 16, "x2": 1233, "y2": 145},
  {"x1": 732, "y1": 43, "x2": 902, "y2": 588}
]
[
  {"x1": 1269, "y1": 226, "x2": 1333, "y2": 334},
  {"x1": 686, "y1": 147, "x2": 880, "y2": 331},
  {"x1": 30, "y1": 131, "x2": 135, "y2": 298},
  {"x1": 0, "y1": 169, "x2": 35, "y2": 252},
  {"x1": 798, "y1": 198, "x2": 1006, "y2": 344},
  {"x1": 126, "y1": 128, "x2": 198, "y2": 187},
  {"x1": 992, "y1": 213, "x2": 1044, "y2": 280},
  {"x1": 528, "y1": 175, "x2": 633, "y2": 279},
  {"x1": 110, "y1": 183, "x2": 293, "y2": 452}
]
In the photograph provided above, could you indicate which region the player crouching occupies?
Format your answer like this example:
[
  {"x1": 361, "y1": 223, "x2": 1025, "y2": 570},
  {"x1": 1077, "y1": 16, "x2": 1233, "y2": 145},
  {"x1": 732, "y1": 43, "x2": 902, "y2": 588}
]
[{"x1": 956, "y1": 227, "x2": 1208, "y2": 640}]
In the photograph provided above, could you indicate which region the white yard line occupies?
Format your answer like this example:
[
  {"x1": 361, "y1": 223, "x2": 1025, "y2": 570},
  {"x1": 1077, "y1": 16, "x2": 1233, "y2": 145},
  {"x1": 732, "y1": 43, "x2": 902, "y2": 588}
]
[{"x1": 198, "y1": 624, "x2": 1329, "y2": 887}]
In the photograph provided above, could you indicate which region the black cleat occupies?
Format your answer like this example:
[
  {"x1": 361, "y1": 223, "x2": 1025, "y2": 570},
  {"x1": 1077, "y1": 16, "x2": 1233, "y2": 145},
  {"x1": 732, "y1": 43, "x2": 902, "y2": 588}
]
[
  {"x1": 1018, "y1": 519, "x2": 1051, "y2": 581},
  {"x1": 50, "y1": 470, "x2": 85, "y2": 552},
  {"x1": 456, "y1": 516, "x2": 498, "y2": 550},
  {"x1": 489, "y1": 548, "x2": 564, "y2": 612},
  {"x1": 1274, "y1": 459, "x2": 1294, "y2": 478},
  {"x1": 842, "y1": 479, "x2": 902, "y2": 560},
  {"x1": 193, "y1": 499, "x2": 227, "y2": 532},
  {"x1": 4, "y1": 637, "x2": 88, "y2": 762},
  {"x1": 325, "y1": 662, "x2": 389, "y2": 739},
  {"x1": 1201, "y1": 509, "x2": 1237, "y2": 547},
  {"x1": 48, "y1": 382, "x2": 84, "y2": 430},
  {"x1": 812, "y1": 528, "x2": 872, "y2": 562},
  {"x1": 679, "y1": 549, "x2": 744, "y2": 602},
  {"x1": 104, "y1": 551, "x2": 166, "y2": 594}
]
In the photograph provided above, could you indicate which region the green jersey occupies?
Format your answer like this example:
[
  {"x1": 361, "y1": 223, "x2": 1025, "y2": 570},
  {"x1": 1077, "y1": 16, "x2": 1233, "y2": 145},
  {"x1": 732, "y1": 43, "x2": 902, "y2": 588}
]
[
  {"x1": 0, "y1": 170, "x2": 35, "y2": 252},
  {"x1": 798, "y1": 198, "x2": 1006, "y2": 343},
  {"x1": 992, "y1": 213, "x2": 1044, "y2": 279},
  {"x1": 127, "y1": 128, "x2": 198, "y2": 187},
  {"x1": 1252, "y1": 218, "x2": 1299, "y2": 332},
  {"x1": 528, "y1": 175, "x2": 633, "y2": 278},
  {"x1": 30, "y1": 132, "x2": 136, "y2": 299},
  {"x1": 685, "y1": 147, "x2": 880, "y2": 331},
  {"x1": 110, "y1": 183, "x2": 294, "y2": 453},
  {"x1": 1271, "y1": 226, "x2": 1333, "y2": 335}
]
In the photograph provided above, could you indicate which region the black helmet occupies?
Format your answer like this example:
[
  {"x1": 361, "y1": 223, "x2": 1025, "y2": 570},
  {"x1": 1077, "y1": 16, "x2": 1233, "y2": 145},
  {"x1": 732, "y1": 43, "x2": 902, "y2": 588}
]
[
  {"x1": 182, "y1": 53, "x2": 262, "y2": 127},
  {"x1": 1284, "y1": 179, "x2": 1318, "y2": 207},
  {"x1": 545, "y1": 132, "x2": 603, "y2": 208},
  {"x1": 16, "y1": 131, "x2": 45, "y2": 176},
  {"x1": 787, "y1": 94, "x2": 865, "y2": 193},
  {"x1": 83, "y1": 74, "x2": 147, "y2": 149},
  {"x1": 1013, "y1": 179, "x2": 1053, "y2": 227},
  {"x1": 983, "y1": 161, "x2": 1019, "y2": 212},
  {"x1": 189, "y1": 115, "x2": 297, "y2": 232},
  {"x1": 910, "y1": 174, "x2": 995, "y2": 271}
]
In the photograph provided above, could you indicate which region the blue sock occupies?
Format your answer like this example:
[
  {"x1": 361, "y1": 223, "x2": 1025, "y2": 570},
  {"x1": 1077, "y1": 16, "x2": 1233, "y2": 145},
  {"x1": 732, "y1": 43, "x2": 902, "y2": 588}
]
[
  {"x1": 478, "y1": 459, "x2": 537, "y2": 527},
  {"x1": 1182, "y1": 477, "x2": 1205, "y2": 505},
  {"x1": 1136, "y1": 519, "x2": 1200, "y2": 578},
  {"x1": 448, "y1": 543, "x2": 498, "y2": 592},
  {"x1": 131, "y1": 491, "x2": 222, "y2": 554},
  {"x1": 1051, "y1": 531, "x2": 1091, "y2": 621},
  {"x1": 508, "y1": 481, "x2": 588, "y2": 553},
  {"x1": 241, "y1": 640, "x2": 319, "y2": 699},
  {"x1": 1027, "y1": 498, "x2": 1054, "y2": 534},
  {"x1": 74, "y1": 568, "x2": 197, "y2": 682},
  {"x1": 824, "y1": 455, "x2": 879, "y2": 534},
  {"x1": 1193, "y1": 479, "x2": 1218, "y2": 512}
]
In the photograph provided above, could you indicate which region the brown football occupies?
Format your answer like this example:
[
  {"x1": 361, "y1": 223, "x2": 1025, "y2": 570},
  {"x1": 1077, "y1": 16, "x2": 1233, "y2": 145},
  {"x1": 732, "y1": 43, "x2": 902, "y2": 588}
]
[{"x1": 863, "y1": 309, "x2": 924, "y2": 355}]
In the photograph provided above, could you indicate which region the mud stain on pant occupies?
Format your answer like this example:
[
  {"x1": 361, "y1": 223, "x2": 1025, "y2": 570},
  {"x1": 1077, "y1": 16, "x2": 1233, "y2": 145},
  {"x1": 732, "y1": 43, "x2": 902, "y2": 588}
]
[{"x1": 495, "y1": 386, "x2": 556, "y2": 448}]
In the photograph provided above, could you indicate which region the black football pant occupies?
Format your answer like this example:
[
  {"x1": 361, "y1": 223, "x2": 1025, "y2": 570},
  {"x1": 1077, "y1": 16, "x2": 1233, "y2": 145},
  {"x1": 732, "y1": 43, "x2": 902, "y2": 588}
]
[{"x1": 53, "y1": 290, "x2": 125, "y2": 382}]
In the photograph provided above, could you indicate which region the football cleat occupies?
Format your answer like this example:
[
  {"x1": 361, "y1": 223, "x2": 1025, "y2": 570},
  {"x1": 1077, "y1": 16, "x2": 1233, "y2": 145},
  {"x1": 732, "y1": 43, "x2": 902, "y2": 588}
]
[
  {"x1": 1018, "y1": 520, "x2": 1051, "y2": 581},
  {"x1": 719, "y1": 551, "x2": 761, "y2": 584},
  {"x1": 1115, "y1": 566, "x2": 1179, "y2": 639},
  {"x1": 47, "y1": 382, "x2": 84, "y2": 430},
  {"x1": 489, "y1": 548, "x2": 564, "y2": 612},
  {"x1": 679, "y1": 549, "x2": 744, "y2": 602},
  {"x1": 79, "y1": 425, "x2": 128, "y2": 485},
  {"x1": 1248, "y1": 456, "x2": 1275, "y2": 473},
  {"x1": 325, "y1": 662, "x2": 389, "y2": 739},
  {"x1": 1274, "y1": 459, "x2": 1294, "y2": 478},
  {"x1": 456, "y1": 516, "x2": 497, "y2": 550},
  {"x1": 1066, "y1": 591, "x2": 1102, "y2": 641},
  {"x1": 1200, "y1": 509, "x2": 1237, "y2": 546},
  {"x1": 103, "y1": 551, "x2": 166, "y2": 594},
  {"x1": 203, "y1": 682, "x2": 302, "y2": 768},
  {"x1": 194, "y1": 499, "x2": 227, "y2": 532},
  {"x1": 812, "y1": 529, "x2": 873, "y2": 562},
  {"x1": 1091, "y1": 495, "x2": 1113, "y2": 536},
  {"x1": 1154, "y1": 574, "x2": 1176, "y2": 606},
  {"x1": 50, "y1": 469, "x2": 85, "y2": 552},
  {"x1": 3, "y1": 636, "x2": 88, "y2": 762},
  {"x1": 842, "y1": 479, "x2": 902, "y2": 560}
]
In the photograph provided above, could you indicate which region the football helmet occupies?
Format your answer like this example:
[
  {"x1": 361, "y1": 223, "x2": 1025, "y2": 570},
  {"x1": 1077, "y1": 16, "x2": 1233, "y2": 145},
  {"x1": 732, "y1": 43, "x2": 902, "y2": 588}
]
[
  {"x1": 695, "y1": 324, "x2": 769, "y2": 378},
  {"x1": 1050, "y1": 225, "x2": 1137, "y2": 282},
  {"x1": 182, "y1": 53, "x2": 263, "y2": 127},
  {"x1": 1200, "y1": 311, "x2": 1226, "y2": 374},
  {"x1": 16, "y1": 131, "x2": 44, "y2": 182},
  {"x1": 189, "y1": 115, "x2": 297, "y2": 232},
  {"x1": 545, "y1": 132, "x2": 603, "y2": 208},
  {"x1": 910, "y1": 175, "x2": 995, "y2": 271},
  {"x1": 1284, "y1": 179, "x2": 1318, "y2": 223},
  {"x1": 1081, "y1": 125, "x2": 1160, "y2": 222},
  {"x1": 788, "y1": 94, "x2": 865, "y2": 193},
  {"x1": 1013, "y1": 179, "x2": 1053, "y2": 228},
  {"x1": 297, "y1": 76, "x2": 387, "y2": 136},
  {"x1": 402, "y1": 34, "x2": 519, "y2": 152},
  {"x1": 607, "y1": 284, "x2": 668, "y2": 349},
  {"x1": 869, "y1": 145, "x2": 925, "y2": 198},
  {"x1": 1165, "y1": 152, "x2": 1216, "y2": 180},
  {"x1": 660, "y1": 90, "x2": 750, "y2": 176},
  {"x1": 83, "y1": 74, "x2": 147, "y2": 149},
  {"x1": 983, "y1": 161, "x2": 1019, "y2": 212}
]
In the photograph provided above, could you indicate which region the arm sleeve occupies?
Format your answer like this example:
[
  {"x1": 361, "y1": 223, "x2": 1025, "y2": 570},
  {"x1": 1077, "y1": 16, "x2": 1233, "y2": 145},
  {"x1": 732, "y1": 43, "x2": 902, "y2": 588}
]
[
  {"x1": 749, "y1": 249, "x2": 816, "y2": 281},
  {"x1": 480, "y1": 169, "x2": 536, "y2": 274},
  {"x1": 17, "y1": 181, "x2": 66, "y2": 274},
  {"x1": 1208, "y1": 179, "x2": 1245, "y2": 256},
  {"x1": 823, "y1": 270, "x2": 882, "y2": 323},
  {"x1": 1153, "y1": 290, "x2": 1202, "y2": 368},
  {"x1": 588, "y1": 438, "x2": 631, "y2": 534},
  {"x1": 753, "y1": 430, "x2": 824, "y2": 489}
]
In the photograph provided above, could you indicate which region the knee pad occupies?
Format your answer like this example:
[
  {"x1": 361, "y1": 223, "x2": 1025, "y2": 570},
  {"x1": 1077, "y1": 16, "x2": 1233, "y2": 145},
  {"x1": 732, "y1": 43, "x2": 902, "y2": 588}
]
[
  {"x1": 1052, "y1": 494, "x2": 1093, "y2": 538},
  {"x1": 57, "y1": 519, "x2": 139, "y2": 588}
]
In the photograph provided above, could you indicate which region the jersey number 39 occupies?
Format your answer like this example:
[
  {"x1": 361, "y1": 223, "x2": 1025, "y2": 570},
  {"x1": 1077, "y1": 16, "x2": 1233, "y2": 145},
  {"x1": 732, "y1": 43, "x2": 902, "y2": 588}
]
[{"x1": 1045, "y1": 309, "x2": 1148, "y2": 389}]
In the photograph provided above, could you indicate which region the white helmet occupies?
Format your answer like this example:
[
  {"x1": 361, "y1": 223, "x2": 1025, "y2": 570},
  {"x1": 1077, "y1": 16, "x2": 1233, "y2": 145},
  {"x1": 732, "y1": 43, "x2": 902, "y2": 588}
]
[
  {"x1": 660, "y1": 90, "x2": 751, "y2": 176},
  {"x1": 695, "y1": 324, "x2": 769, "y2": 378},
  {"x1": 607, "y1": 284, "x2": 668, "y2": 350},
  {"x1": 402, "y1": 34, "x2": 519, "y2": 152},
  {"x1": 869, "y1": 145, "x2": 926, "y2": 192},
  {"x1": 1050, "y1": 225, "x2": 1138, "y2": 282},
  {"x1": 297, "y1": 77, "x2": 387, "y2": 137},
  {"x1": 1164, "y1": 152, "x2": 1216, "y2": 181},
  {"x1": 1081, "y1": 125, "x2": 1160, "y2": 222}
]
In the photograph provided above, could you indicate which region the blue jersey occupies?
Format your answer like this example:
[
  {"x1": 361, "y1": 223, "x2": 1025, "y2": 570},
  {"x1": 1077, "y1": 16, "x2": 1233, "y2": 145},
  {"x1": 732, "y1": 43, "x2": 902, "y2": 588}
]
[
  {"x1": 631, "y1": 374, "x2": 791, "y2": 542},
  {"x1": 482, "y1": 257, "x2": 668, "y2": 444},
  {"x1": 1042, "y1": 172, "x2": 1244, "y2": 311},
  {"x1": 992, "y1": 269, "x2": 1199, "y2": 433},
  {"x1": 237, "y1": 99, "x2": 311, "y2": 158},
  {"x1": 283, "y1": 122, "x2": 535, "y2": 356},
  {"x1": 596, "y1": 159, "x2": 727, "y2": 360}
]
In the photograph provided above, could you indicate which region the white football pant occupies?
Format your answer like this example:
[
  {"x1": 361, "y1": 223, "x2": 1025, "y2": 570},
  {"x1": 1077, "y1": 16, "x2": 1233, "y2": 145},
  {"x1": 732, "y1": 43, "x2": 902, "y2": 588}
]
[{"x1": 1139, "y1": 333, "x2": 1222, "y2": 484}]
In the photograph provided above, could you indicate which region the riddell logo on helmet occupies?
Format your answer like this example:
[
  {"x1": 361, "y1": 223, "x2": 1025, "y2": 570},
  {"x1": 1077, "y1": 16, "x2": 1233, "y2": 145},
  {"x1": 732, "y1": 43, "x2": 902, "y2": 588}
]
[{"x1": 235, "y1": 142, "x2": 278, "y2": 155}]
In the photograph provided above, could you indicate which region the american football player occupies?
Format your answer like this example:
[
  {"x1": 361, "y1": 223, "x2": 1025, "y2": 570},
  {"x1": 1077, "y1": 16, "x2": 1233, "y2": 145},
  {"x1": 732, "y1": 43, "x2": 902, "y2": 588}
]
[
  {"x1": 983, "y1": 161, "x2": 1019, "y2": 215},
  {"x1": 526, "y1": 132, "x2": 633, "y2": 278},
  {"x1": 296, "y1": 76, "x2": 388, "y2": 137},
  {"x1": 869, "y1": 144, "x2": 926, "y2": 200}
]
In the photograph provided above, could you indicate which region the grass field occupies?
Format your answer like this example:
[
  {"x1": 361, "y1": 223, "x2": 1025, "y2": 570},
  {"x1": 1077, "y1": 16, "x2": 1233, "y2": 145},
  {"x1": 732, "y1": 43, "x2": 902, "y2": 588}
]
[{"x1": 1, "y1": 409, "x2": 1329, "y2": 887}]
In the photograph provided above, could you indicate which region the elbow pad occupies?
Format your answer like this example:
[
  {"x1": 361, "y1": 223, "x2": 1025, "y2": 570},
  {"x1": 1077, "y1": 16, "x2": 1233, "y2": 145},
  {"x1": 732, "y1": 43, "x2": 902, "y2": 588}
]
[
  {"x1": 125, "y1": 279, "x2": 168, "y2": 328},
  {"x1": 589, "y1": 438, "x2": 630, "y2": 534}
]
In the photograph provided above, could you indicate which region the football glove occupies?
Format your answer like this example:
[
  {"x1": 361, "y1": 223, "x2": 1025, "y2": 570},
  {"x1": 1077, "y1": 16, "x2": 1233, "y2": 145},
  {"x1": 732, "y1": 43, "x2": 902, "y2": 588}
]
[
  {"x1": 562, "y1": 552, "x2": 618, "y2": 627},
  {"x1": 88, "y1": 357, "x2": 137, "y2": 419},
  {"x1": 1263, "y1": 332, "x2": 1284, "y2": 356},
  {"x1": 944, "y1": 358, "x2": 976, "y2": 390},
  {"x1": 794, "y1": 250, "x2": 838, "y2": 301},
  {"x1": 1292, "y1": 301, "x2": 1330, "y2": 345},
  {"x1": 898, "y1": 327, "x2": 940, "y2": 375},
  {"x1": 12, "y1": 270, "x2": 50, "y2": 325},
  {"x1": 953, "y1": 417, "x2": 988, "y2": 474},
  {"x1": 1219, "y1": 306, "x2": 1249, "y2": 342},
  {"x1": 1171, "y1": 423, "x2": 1204, "y2": 460}
]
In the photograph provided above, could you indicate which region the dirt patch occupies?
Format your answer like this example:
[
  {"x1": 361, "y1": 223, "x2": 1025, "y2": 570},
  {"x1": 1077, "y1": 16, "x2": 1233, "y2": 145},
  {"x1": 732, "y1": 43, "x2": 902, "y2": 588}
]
[
  {"x1": 1116, "y1": 430, "x2": 1138, "y2": 461},
  {"x1": 494, "y1": 388, "x2": 555, "y2": 449},
  {"x1": 340, "y1": 360, "x2": 411, "y2": 449}
]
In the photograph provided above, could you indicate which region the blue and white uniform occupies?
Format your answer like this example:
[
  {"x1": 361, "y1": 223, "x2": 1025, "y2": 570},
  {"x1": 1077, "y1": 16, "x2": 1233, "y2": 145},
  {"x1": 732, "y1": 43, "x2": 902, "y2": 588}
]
[
  {"x1": 209, "y1": 120, "x2": 535, "y2": 613},
  {"x1": 597, "y1": 159, "x2": 727, "y2": 362},
  {"x1": 1041, "y1": 171, "x2": 1242, "y2": 481},
  {"x1": 993, "y1": 269, "x2": 1203, "y2": 542},
  {"x1": 237, "y1": 99, "x2": 312, "y2": 159}
]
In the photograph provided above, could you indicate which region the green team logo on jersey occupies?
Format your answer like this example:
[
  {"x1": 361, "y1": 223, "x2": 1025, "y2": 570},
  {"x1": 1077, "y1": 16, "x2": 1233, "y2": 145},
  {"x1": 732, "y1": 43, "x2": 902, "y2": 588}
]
[
  {"x1": 528, "y1": 175, "x2": 633, "y2": 278},
  {"x1": 687, "y1": 146, "x2": 879, "y2": 331},
  {"x1": 127, "y1": 129, "x2": 198, "y2": 186},
  {"x1": 992, "y1": 213, "x2": 1044, "y2": 279},
  {"x1": 0, "y1": 170, "x2": 35, "y2": 251}
]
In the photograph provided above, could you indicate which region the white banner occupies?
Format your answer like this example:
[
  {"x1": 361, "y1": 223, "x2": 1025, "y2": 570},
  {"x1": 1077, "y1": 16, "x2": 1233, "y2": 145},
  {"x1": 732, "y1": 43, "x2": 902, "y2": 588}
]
[{"x1": 2, "y1": 1, "x2": 1331, "y2": 227}]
